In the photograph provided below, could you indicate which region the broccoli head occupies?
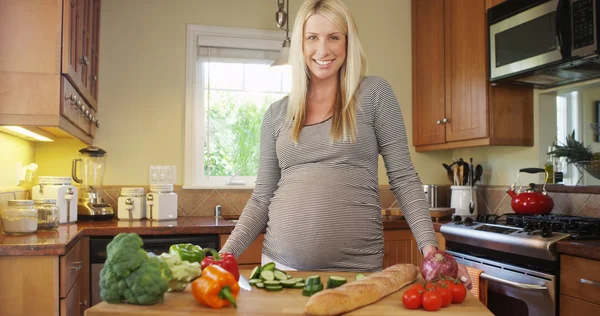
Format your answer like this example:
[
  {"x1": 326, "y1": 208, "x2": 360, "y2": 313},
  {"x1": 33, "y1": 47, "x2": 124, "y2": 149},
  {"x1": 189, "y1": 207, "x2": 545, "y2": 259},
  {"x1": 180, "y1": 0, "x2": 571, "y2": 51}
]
[
  {"x1": 123, "y1": 256, "x2": 171, "y2": 305},
  {"x1": 158, "y1": 252, "x2": 202, "y2": 291},
  {"x1": 99, "y1": 233, "x2": 172, "y2": 305}
]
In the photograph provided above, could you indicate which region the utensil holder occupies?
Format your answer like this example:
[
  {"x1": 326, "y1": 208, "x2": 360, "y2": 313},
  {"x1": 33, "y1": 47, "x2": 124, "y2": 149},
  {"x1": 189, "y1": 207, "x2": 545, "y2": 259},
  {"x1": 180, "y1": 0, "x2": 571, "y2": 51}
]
[{"x1": 450, "y1": 186, "x2": 477, "y2": 217}]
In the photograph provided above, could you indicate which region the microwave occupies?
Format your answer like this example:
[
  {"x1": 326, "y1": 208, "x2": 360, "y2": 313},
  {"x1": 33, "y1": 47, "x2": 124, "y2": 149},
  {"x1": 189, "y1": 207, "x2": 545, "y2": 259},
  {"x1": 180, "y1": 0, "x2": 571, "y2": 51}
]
[{"x1": 489, "y1": 0, "x2": 600, "y2": 89}]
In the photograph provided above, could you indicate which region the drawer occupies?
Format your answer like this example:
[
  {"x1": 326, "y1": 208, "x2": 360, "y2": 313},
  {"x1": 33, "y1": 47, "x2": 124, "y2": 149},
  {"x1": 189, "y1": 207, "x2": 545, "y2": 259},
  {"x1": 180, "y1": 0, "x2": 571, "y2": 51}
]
[
  {"x1": 60, "y1": 240, "x2": 82, "y2": 298},
  {"x1": 560, "y1": 255, "x2": 600, "y2": 305},
  {"x1": 60, "y1": 76, "x2": 97, "y2": 137},
  {"x1": 560, "y1": 294, "x2": 600, "y2": 316},
  {"x1": 219, "y1": 234, "x2": 263, "y2": 265},
  {"x1": 60, "y1": 275, "x2": 81, "y2": 316}
]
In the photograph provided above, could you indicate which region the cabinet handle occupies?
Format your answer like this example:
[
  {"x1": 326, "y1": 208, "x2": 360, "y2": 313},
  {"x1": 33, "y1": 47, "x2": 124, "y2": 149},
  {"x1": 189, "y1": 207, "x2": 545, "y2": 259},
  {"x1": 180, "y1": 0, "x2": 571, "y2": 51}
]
[
  {"x1": 80, "y1": 56, "x2": 89, "y2": 66},
  {"x1": 80, "y1": 299, "x2": 88, "y2": 307},
  {"x1": 581, "y1": 278, "x2": 600, "y2": 287},
  {"x1": 91, "y1": 75, "x2": 98, "y2": 81},
  {"x1": 75, "y1": 100, "x2": 82, "y2": 110},
  {"x1": 436, "y1": 120, "x2": 442, "y2": 125},
  {"x1": 94, "y1": 119, "x2": 100, "y2": 128},
  {"x1": 442, "y1": 118, "x2": 449, "y2": 124},
  {"x1": 70, "y1": 261, "x2": 82, "y2": 271},
  {"x1": 66, "y1": 94, "x2": 77, "y2": 103}
]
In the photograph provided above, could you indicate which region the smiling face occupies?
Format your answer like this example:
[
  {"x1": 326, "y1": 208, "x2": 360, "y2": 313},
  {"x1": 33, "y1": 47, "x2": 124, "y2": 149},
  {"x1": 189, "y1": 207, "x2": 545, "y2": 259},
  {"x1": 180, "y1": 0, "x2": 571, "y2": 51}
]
[{"x1": 303, "y1": 13, "x2": 347, "y2": 84}]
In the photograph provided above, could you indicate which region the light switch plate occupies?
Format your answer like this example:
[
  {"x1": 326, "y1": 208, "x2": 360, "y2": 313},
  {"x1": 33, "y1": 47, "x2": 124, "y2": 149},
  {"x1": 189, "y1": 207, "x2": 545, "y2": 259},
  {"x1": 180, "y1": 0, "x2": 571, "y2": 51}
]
[{"x1": 149, "y1": 165, "x2": 176, "y2": 185}]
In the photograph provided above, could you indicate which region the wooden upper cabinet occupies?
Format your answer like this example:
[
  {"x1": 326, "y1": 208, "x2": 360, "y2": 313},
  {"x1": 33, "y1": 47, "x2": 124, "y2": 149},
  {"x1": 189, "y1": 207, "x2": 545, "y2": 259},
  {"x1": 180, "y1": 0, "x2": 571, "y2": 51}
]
[
  {"x1": 62, "y1": 0, "x2": 98, "y2": 111},
  {"x1": 412, "y1": 0, "x2": 446, "y2": 146},
  {"x1": 411, "y1": 0, "x2": 533, "y2": 152},
  {"x1": 444, "y1": 0, "x2": 488, "y2": 142}
]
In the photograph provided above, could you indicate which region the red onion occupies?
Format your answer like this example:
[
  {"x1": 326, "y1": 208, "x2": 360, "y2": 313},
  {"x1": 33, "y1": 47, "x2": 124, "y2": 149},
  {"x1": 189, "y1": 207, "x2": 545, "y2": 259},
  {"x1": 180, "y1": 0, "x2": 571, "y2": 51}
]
[{"x1": 421, "y1": 250, "x2": 458, "y2": 281}]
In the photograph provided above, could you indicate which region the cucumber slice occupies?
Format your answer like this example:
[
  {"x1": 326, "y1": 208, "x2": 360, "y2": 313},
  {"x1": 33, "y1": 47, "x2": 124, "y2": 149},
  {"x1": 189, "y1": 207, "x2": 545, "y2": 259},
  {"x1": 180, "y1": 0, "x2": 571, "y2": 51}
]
[
  {"x1": 306, "y1": 275, "x2": 321, "y2": 286},
  {"x1": 288, "y1": 277, "x2": 304, "y2": 284},
  {"x1": 327, "y1": 276, "x2": 347, "y2": 288},
  {"x1": 355, "y1": 273, "x2": 366, "y2": 281},
  {"x1": 265, "y1": 285, "x2": 283, "y2": 291},
  {"x1": 249, "y1": 266, "x2": 262, "y2": 279},
  {"x1": 263, "y1": 280, "x2": 281, "y2": 286},
  {"x1": 286, "y1": 274, "x2": 293, "y2": 279},
  {"x1": 260, "y1": 270, "x2": 275, "y2": 281},
  {"x1": 249, "y1": 279, "x2": 262, "y2": 285},
  {"x1": 293, "y1": 282, "x2": 305, "y2": 289},
  {"x1": 261, "y1": 262, "x2": 276, "y2": 271},
  {"x1": 280, "y1": 280, "x2": 297, "y2": 288},
  {"x1": 302, "y1": 283, "x2": 324, "y2": 296},
  {"x1": 256, "y1": 282, "x2": 265, "y2": 289},
  {"x1": 274, "y1": 270, "x2": 288, "y2": 281}
]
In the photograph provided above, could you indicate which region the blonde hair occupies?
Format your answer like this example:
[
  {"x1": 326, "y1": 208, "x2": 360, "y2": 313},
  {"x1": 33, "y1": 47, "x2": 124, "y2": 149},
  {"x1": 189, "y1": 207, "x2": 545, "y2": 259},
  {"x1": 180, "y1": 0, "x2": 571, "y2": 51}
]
[{"x1": 287, "y1": 0, "x2": 367, "y2": 142}]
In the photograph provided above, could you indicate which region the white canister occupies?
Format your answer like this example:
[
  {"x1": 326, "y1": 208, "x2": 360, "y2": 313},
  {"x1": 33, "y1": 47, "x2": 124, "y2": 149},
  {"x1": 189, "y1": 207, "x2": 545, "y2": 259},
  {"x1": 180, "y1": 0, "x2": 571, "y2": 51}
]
[
  {"x1": 32, "y1": 176, "x2": 78, "y2": 223},
  {"x1": 450, "y1": 185, "x2": 477, "y2": 217},
  {"x1": 118, "y1": 188, "x2": 146, "y2": 220},
  {"x1": 146, "y1": 184, "x2": 177, "y2": 221}
]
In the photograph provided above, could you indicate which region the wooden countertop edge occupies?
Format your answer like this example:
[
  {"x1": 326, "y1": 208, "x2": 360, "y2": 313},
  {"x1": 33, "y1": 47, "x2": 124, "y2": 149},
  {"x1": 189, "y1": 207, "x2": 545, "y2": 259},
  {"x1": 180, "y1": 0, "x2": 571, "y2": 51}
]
[
  {"x1": 557, "y1": 240, "x2": 600, "y2": 261},
  {"x1": 0, "y1": 218, "x2": 432, "y2": 256}
]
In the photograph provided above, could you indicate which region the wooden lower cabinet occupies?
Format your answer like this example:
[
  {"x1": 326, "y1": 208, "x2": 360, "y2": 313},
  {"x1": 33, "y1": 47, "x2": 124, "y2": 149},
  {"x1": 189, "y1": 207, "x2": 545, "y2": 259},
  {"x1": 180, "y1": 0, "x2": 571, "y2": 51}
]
[
  {"x1": 0, "y1": 239, "x2": 90, "y2": 316},
  {"x1": 560, "y1": 294, "x2": 600, "y2": 315},
  {"x1": 219, "y1": 233, "x2": 264, "y2": 268},
  {"x1": 560, "y1": 255, "x2": 600, "y2": 316},
  {"x1": 383, "y1": 230, "x2": 446, "y2": 268}
]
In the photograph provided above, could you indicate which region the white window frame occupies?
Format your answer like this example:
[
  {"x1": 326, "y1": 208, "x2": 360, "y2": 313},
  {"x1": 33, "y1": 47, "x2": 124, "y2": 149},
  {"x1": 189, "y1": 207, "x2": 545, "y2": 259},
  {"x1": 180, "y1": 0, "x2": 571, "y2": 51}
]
[{"x1": 184, "y1": 24, "x2": 286, "y2": 189}]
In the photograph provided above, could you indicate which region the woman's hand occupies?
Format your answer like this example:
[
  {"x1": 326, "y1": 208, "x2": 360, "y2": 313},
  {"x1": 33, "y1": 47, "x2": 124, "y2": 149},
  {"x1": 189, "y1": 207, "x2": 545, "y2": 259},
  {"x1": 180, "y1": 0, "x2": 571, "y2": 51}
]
[{"x1": 422, "y1": 245, "x2": 472, "y2": 289}]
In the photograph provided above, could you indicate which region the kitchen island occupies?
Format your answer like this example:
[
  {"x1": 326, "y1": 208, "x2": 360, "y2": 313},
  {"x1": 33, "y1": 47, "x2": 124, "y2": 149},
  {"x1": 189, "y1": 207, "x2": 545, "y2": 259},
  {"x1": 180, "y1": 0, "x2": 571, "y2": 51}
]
[{"x1": 84, "y1": 269, "x2": 493, "y2": 316}]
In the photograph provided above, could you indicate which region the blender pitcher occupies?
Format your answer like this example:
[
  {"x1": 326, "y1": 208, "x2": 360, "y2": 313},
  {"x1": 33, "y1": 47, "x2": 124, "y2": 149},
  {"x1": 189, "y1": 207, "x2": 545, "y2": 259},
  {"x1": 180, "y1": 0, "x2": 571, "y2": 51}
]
[{"x1": 72, "y1": 146, "x2": 114, "y2": 220}]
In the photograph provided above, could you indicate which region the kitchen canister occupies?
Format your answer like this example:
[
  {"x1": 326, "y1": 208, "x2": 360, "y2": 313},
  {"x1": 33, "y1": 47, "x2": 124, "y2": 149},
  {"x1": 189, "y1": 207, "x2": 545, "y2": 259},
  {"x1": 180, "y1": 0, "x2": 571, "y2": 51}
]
[
  {"x1": 34, "y1": 199, "x2": 60, "y2": 230},
  {"x1": 117, "y1": 188, "x2": 146, "y2": 220},
  {"x1": 450, "y1": 185, "x2": 477, "y2": 217},
  {"x1": 1, "y1": 200, "x2": 38, "y2": 235},
  {"x1": 146, "y1": 184, "x2": 178, "y2": 221},
  {"x1": 32, "y1": 176, "x2": 77, "y2": 223},
  {"x1": 423, "y1": 184, "x2": 438, "y2": 208}
]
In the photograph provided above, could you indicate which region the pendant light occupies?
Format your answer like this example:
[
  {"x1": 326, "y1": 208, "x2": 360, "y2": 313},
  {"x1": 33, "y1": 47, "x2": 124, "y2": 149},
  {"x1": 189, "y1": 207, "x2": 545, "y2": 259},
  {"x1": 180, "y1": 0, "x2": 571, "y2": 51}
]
[{"x1": 271, "y1": 0, "x2": 291, "y2": 68}]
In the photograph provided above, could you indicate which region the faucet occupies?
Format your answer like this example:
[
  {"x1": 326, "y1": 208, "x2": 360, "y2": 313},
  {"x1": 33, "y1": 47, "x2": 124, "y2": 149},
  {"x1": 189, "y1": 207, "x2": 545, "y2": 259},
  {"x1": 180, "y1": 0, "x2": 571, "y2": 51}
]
[{"x1": 215, "y1": 204, "x2": 222, "y2": 218}]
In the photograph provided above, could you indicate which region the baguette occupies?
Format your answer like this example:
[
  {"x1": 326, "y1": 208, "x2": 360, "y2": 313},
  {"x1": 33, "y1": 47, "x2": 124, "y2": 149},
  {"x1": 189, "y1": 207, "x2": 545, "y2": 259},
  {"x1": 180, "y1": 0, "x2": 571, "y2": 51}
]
[{"x1": 304, "y1": 264, "x2": 419, "y2": 316}]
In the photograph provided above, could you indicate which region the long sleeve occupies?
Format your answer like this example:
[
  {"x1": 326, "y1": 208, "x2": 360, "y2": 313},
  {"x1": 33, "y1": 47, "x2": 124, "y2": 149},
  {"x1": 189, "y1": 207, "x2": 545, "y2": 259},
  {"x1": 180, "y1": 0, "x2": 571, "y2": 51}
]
[
  {"x1": 219, "y1": 104, "x2": 281, "y2": 257},
  {"x1": 370, "y1": 77, "x2": 438, "y2": 251}
]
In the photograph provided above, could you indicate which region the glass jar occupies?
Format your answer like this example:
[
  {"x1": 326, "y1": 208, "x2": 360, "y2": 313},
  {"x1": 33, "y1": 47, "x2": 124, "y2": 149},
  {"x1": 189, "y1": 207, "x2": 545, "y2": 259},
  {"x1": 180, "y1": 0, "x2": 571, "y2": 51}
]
[
  {"x1": 1, "y1": 200, "x2": 38, "y2": 235},
  {"x1": 34, "y1": 199, "x2": 60, "y2": 230}
]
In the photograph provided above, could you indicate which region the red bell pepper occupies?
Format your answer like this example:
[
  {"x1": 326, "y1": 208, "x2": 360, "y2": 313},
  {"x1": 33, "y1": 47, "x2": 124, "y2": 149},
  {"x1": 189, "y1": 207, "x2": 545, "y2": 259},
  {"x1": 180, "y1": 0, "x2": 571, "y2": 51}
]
[{"x1": 200, "y1": 248, "x2": 240, "y2": 281}]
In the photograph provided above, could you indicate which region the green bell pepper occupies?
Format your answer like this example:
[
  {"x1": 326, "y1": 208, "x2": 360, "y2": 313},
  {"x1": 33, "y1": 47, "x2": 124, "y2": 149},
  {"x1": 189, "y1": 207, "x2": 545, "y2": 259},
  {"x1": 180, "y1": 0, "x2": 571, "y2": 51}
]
[{"x1": 169, "y1": 243, "x2": 205, "y2": 263}]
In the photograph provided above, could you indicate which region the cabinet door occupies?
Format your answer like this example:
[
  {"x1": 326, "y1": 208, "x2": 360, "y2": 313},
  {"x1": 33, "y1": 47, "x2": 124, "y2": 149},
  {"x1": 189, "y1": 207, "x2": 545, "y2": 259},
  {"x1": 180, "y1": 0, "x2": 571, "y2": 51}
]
[
  {"x1": 79, "y1": 0, "x2": 91, "y2": 98},
  {"x1": 382, "y1": 230, "x2": 413, "y2": 268},
  {"x1": 62, "y1": 0, "x2": 85, "y2": 93},
  {"x1": 412, "y1": 0, "x2": 446, "y2": 146},
  {"x1": 560, "y1": 295, "x2": 600, "y2": 315},
  {"x1": 60, "y1": 276, "x2": 81, "y2": 316},
  {"x1": 219, "y1": 234, "x2": 264, "y2": 265},
  {"x1": 444, "y1": 0, "x2": 488, "y2": 142},
  {"x1": 79, "y1": 237, "x2": 90, "y2": 315},
  {"x1": 88, "y1": 0, "x2": 101, "y2": 109}
]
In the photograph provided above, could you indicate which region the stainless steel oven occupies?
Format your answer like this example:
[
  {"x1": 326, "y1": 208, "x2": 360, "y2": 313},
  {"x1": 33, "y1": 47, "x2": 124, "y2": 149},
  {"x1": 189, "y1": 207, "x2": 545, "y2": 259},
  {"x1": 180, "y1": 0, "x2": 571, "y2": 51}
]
[
  {"x1": 89, "y1": 234, "x2": 219, "y2": 306},
  {"x1": 448, "y1": 250, "x2": 556, "y2": 316}
]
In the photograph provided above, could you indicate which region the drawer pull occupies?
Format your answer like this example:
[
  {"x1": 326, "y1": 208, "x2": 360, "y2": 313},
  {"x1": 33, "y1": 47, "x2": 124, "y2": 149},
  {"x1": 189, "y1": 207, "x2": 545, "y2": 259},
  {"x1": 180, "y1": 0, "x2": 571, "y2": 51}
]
[
  {"x1": 66, "y1": 94, "x2": 77, "y2": 103},
  {"x1": 581, "y1": 278, "x2": 600, "y2": 287},
  {"x1": 80, "y1": 299, "x2": 88, "y2": 307},
  {"x1": 70, "y1": 261, "x2": 82, "y2": 271}
]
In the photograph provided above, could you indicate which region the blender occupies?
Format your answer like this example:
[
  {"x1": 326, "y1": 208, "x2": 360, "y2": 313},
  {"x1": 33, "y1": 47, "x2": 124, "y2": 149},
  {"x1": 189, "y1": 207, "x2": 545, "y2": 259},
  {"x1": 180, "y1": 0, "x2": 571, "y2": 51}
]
[{"x1": 72, "y1": 146, "x2": 114, "y2": 220}]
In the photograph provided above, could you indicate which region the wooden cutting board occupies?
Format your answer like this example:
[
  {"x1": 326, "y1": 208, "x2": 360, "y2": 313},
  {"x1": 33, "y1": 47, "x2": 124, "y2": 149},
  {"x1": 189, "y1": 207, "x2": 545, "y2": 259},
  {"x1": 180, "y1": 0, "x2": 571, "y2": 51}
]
[{"x1": 84, "y1": 268, "x2": 492, "y2": 316}]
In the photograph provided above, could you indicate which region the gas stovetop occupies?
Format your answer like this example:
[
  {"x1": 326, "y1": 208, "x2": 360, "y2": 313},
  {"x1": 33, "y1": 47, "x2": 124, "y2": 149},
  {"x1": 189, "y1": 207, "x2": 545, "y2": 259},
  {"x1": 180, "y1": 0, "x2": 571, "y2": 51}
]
[{"x1": 440, "y1": 214, "x2": 600, "y2": 262}]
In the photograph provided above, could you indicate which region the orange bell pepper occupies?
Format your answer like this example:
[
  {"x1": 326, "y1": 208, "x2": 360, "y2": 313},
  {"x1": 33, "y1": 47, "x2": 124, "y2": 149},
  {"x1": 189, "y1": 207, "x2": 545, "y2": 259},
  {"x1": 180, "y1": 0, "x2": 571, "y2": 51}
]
[{"x1": 191, "y1": 265, "x2": 240, "y2": 309}]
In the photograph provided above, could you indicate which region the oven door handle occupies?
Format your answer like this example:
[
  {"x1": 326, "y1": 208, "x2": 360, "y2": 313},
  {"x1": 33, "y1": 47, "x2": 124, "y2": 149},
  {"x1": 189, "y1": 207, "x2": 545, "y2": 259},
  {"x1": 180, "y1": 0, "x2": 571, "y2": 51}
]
[{"x1": 480, "y1": 273, "x2": 548, "y2": 292}]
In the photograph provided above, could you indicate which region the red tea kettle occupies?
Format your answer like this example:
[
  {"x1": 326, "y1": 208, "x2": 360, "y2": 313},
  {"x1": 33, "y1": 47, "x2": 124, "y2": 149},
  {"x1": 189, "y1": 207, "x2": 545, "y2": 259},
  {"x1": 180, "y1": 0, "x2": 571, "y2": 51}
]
[{"x1": 507, "y1": 168, "x2": 554, "y2": 215}]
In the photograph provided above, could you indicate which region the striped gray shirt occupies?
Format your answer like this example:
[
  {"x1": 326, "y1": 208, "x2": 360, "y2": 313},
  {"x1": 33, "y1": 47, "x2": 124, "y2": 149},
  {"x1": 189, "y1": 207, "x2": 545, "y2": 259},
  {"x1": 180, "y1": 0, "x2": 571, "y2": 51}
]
[{"x1": 220, "y1": 76, "x2": 437, "y2": 272}]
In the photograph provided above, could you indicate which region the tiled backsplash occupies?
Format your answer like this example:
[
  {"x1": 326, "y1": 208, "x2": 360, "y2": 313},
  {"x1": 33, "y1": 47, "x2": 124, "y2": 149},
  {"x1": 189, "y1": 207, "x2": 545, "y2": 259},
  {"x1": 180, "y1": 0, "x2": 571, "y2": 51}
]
[{"x1": 1, "y1": 185, "x2": 598, "y2": 218}]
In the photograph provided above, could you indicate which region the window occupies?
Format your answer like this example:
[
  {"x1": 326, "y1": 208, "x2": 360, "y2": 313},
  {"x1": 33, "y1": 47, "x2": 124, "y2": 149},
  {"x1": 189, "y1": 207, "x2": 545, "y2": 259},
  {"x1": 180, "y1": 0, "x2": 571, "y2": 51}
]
[
  {"x1": 184, "y1": 25, "x2": 292, "y2": 188},
  {"x1": 556, "y1": 91, "x2": 582, "y2": 185}
]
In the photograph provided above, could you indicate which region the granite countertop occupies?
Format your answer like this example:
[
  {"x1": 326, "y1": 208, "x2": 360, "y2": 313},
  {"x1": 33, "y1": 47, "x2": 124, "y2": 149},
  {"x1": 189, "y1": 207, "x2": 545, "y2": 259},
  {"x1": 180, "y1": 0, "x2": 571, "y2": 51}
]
[
  {"x1": 557, "y1": 240, "x2": 600, "y2": 261},
  {"x1": 0, "y1": 216, "x2": 417, "y2": 257}
]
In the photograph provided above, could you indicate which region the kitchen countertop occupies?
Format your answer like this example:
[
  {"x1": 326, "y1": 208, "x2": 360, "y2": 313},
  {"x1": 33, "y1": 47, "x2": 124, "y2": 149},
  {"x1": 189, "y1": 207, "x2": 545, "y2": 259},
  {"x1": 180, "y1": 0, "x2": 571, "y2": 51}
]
[
  {"x1": 0, "y1": 217, "x2": 419, "y2": 257},
  {"x1": 84, "y1": 268, "x2": 493, "y2": 316},
  {"x1": 557, "y1": 240, "x2": 600, "y2": 261}
]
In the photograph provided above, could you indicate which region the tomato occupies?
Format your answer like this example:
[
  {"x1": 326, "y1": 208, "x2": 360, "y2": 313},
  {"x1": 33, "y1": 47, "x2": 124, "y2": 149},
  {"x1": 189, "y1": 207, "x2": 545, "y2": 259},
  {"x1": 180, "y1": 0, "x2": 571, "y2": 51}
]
[
  {"x1": 402, "y1": 289, "x2": 422, "y2": 310},
  {"x1": 438, "y1": 279, "x2": 456, "y2": 289},
  {"x1": 425, "y1": 281, "x2": 437, "y2": 290},
  {"x1": 422, "y1": 289, "x2": 443, "y2": 311},
  {"x1": 408, "y1": 283, "x2": 425, "y2": 293},
  {"x1": 452, "y1": 283, "x2": 467, "y2": 304},
  {"x1": 435, "y1": 284, "x2": 453, "y2": 307}
]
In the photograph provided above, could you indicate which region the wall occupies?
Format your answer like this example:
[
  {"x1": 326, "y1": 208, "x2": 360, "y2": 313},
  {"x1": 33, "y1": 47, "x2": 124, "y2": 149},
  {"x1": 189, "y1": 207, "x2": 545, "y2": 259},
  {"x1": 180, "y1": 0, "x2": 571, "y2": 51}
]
[
  {"x1": 94, "y1": 0, "x2": 451, "y2": 186},
  {"x1": 0, "y1": 132, "x2": 35, "y2": 190}
]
